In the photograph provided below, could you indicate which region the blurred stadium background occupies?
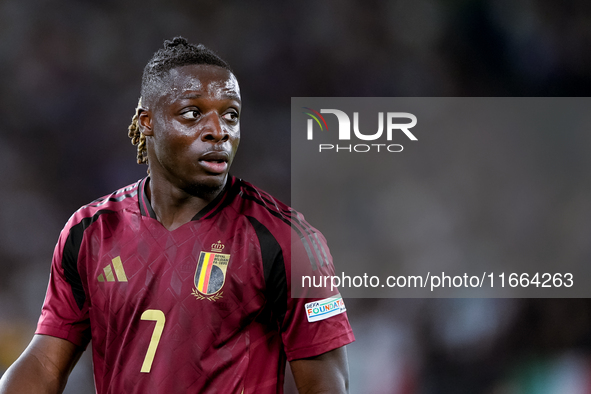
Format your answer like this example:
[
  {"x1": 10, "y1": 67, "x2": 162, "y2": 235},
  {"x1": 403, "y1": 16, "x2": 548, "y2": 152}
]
[{"x1": 2, "y1": 0, "x2": 591, "y2": 393}]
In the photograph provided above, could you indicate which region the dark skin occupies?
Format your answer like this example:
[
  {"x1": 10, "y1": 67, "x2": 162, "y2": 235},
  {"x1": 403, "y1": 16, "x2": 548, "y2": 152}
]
[
  {"x1": 0, "y1": 64, "x2": 349, "y2": 393},
  {"x1": 0, "y1": 335, "x2": 83, "y2": 394},
  {"x1": 139, "y1": 64, "x2": 242, "y2": 231}
]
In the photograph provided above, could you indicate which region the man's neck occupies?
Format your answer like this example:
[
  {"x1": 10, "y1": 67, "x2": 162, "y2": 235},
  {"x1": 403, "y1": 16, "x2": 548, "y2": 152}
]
[{"x1": 146, "y1": 176, "x2": 225, "y2": 231}]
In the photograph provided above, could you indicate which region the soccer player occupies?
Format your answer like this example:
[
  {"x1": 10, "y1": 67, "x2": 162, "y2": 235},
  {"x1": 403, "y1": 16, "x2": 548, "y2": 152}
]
[{"x1": 0, "y1": 37, "x2": 354, "y2": 393}]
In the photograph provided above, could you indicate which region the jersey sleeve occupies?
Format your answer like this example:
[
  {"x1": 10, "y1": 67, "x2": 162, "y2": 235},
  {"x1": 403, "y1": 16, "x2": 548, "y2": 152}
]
[
  {"x1": 36, "y1": 220, "x2": 91, "y2": 347},
  {"x1": 279, "y1": 214, "x2": 355, "y2": 361}
]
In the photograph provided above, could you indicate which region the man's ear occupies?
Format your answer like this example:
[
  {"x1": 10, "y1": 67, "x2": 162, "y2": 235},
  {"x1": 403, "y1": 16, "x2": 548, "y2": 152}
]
[{"x1": 138, "y1": 109, "x2": 153, "y2": 136}]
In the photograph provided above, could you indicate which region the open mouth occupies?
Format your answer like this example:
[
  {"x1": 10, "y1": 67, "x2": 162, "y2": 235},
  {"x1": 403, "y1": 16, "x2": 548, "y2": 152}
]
[
  {"x1": 199, "y1": 152, "x2": 229, "y2": 174},
  {"x1": 203, "y1": 158, "x2": 226, "y2": 164},
  {"x1": 199, "y1": 160, "x2": 228, "y2": 174}
]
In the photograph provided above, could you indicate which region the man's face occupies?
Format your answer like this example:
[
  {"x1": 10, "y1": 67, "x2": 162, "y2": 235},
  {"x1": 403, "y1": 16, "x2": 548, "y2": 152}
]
[{"x1": 141, "y1": 64, "x2": 241, "y2": 196}]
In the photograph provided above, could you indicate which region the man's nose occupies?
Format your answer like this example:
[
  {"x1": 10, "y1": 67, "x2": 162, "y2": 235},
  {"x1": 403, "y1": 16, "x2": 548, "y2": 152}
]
[{"x1": 201, "y1": 112, "x2": 229, "y2": 142}]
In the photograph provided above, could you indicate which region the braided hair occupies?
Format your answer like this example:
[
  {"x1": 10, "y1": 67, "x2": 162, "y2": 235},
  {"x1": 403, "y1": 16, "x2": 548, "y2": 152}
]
[{"x1": 128, "y1": 37, "x2": 232, "y2": 167}]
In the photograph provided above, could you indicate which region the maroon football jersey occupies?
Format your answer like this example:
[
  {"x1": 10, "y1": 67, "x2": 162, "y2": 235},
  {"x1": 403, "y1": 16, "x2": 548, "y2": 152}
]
[{"x1": 36, "y1": 176, "x2": 354, "y2": 393}]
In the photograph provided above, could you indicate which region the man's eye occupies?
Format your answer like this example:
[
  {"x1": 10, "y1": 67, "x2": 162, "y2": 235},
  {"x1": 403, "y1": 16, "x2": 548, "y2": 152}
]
[
  {"x1": 223, "y1": 112, "x2": 238, "y2": 121},
  {"x1": 181, "y1": 110, "x2": 199, "y2": 120}
]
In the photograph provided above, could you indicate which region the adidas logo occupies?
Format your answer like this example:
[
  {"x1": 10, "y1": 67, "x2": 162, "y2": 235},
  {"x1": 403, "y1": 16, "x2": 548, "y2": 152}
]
[{"x1": 98, "y1": 256, "x2": 128, "y2": 282}]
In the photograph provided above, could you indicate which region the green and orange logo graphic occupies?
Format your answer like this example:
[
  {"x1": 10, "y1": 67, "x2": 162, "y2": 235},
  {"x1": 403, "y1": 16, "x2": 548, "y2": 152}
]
[{"x1": 303, "y1": 107, "x2": 329, "y2": 139}]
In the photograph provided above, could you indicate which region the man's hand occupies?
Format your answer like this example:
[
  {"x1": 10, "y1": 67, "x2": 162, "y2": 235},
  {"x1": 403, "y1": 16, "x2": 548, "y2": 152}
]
[
  {"x1": 0, "y1": 335, "x2": 83, "y2": 394},
  {"x1": 289, "y1": 346, "x2": 349, "y2": 394}
]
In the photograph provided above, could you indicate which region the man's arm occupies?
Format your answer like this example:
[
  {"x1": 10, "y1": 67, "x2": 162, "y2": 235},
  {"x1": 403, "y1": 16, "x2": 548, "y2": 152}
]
[
  {"x1": 0, "y1": 334, "x2": 83, "y2": 394},
  {"x1": 290, "y1": 346, "x2": 349, "y2": 394}
]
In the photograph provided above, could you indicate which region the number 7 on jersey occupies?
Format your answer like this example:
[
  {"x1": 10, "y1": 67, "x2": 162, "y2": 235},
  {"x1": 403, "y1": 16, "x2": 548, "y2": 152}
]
[{"x1": 140, "y1": 309, "x2": 166, "y2": 373}]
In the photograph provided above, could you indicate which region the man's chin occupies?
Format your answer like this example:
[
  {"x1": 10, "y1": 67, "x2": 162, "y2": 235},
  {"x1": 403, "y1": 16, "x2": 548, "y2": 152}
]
[{"x1": 184, "y1": 175, "x2": 227, "y2": 199}]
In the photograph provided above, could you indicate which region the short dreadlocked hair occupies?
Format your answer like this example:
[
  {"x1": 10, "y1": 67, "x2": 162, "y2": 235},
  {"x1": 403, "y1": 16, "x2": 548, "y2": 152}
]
[{"x1": 128, "y1": 37, "x2": 233, "y2": 166}]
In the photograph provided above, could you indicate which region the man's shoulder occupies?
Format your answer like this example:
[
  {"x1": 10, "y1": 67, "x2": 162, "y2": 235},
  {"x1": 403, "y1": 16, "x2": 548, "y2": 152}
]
[
  {"x1": 231, "y1": 177, "x2": 319, "y2": 235},
  {"x1": 64, "y1": 179, "x2": 142, "y2": 230},
  {"x1": 233, "y1": 178, "x2": 290, "y2": 214},
  {"x1": 231, "y1": 178, "x2": 293, "y2": 223}
]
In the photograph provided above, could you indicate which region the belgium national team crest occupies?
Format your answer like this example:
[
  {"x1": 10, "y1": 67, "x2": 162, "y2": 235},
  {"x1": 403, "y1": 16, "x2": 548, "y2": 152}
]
[{"x1": 192, "y1": 241, "x2": 230, "y2": 301}]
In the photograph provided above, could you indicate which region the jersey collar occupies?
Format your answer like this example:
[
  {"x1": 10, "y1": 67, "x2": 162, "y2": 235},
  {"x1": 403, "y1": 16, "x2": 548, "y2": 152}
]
[{"x1": 138, "y1": 176, "x2": 236, "y2": 222}]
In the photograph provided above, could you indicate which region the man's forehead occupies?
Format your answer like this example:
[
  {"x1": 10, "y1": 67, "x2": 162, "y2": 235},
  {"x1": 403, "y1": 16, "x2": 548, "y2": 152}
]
[{"x1": 165, "y1": 65, "x2": 240, "y2": 98}]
